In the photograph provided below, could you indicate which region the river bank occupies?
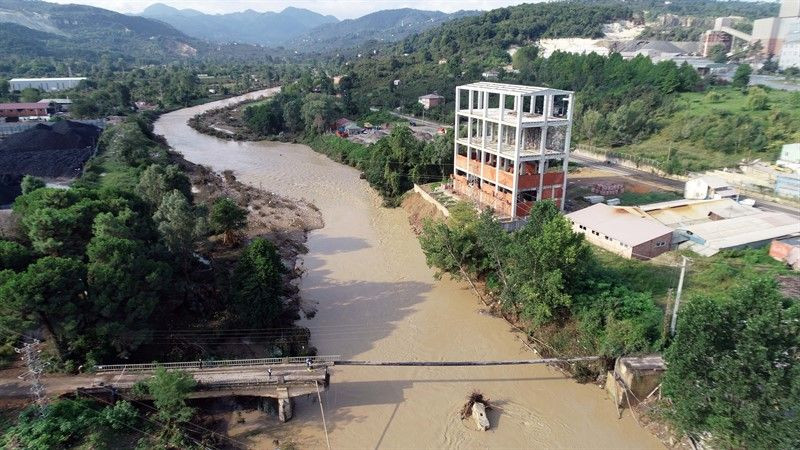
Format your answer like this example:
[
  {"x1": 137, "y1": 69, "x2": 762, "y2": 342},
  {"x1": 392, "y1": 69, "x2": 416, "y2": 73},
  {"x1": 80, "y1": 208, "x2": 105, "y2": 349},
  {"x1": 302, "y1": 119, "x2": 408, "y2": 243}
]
[{"x1": 155, "y1": 89, "x2": 664, "y2": 449}]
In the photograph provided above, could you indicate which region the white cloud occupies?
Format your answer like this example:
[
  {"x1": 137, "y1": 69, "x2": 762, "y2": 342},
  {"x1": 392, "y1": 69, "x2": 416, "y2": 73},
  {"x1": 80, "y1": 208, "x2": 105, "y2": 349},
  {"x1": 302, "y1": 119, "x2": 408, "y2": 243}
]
[{"x1": 44, "y1": 0, "x2": 536, "y2": 19}]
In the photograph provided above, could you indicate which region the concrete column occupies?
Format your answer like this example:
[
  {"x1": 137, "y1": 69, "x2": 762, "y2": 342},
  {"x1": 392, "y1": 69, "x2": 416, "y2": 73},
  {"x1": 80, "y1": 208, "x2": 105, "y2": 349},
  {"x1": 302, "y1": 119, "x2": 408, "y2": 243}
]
[
  {"x1": 496, "y1": 123, "x2": 503, "y2": 192},
  {"x1": 537, "y1": 159, "x2": 546, "y2": 201},
  {"x1": 560, "y1": 93, "x2": 575, "y2": 211},
  {"x1": 277, "y1": 387, "x2": 293, "y2": 422},
  {"x1": 453, "y1": 87, "x2": 461, "y2": 180},
  {"x1": 512, "y1": 94, "x2": 523, "y2": 219},
  {"x1": 468, "y1": 89, "x2": 474, "y2": 115},
  {"x1": 499, "y1": 93, "x2": 505, "y2": 125}
]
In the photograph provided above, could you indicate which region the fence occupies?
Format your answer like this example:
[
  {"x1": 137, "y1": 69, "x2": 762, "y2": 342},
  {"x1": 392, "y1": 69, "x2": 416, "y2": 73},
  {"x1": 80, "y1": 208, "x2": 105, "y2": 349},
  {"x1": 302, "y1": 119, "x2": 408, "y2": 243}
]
[
  {"x1": 95, "y1": 355, "x2": 341, "y2": 373},
  {"x1": 573, "y1": 144, "x2": 671, "y2": 176}
]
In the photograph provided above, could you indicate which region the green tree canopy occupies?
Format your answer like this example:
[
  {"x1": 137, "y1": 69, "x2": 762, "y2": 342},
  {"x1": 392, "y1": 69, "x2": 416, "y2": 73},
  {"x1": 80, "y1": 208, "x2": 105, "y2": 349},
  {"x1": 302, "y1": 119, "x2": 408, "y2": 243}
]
[
  {"x1": 231, "y1": 238, "x2": 285, "y2": 327},
  {"x1": 20, "y1": 175, "x2": 46, "y2": 195},
  {"x1": 209, "y1": 197, "x2": 247, "y2": 246},
  {"x1": 732, "y1": 63, "x2": 752, "y2": 89},
  {"x1": 662, "y1": 278, "x2": 799, "y2": 448}
]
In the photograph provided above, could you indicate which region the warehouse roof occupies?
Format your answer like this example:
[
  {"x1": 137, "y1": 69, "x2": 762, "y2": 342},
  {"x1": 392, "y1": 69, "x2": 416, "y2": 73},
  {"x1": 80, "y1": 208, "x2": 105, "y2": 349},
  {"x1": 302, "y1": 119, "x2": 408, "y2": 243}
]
[
  {"x1": 683, "y1": 212, "x2": 800, "y2": 252},
  {"x1": 567, "y1": 203, "x2": 673, "y2": 247},
  {"x1": 0, "y1": 103, "x2": 48, "y2": 111},
  {"x1": 9, "y1": 77, "x2": 86, "y2": 82},
  {"x1": 640, "y1": 198, "x2": 759, "y2": 227}
]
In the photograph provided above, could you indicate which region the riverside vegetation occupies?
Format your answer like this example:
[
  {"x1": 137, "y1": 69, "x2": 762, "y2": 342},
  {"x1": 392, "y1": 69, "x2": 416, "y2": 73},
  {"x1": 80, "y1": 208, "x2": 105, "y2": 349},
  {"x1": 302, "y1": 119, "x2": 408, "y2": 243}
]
[{"x1": 0, "y1": 115, "x2": 318, "y2": 446}]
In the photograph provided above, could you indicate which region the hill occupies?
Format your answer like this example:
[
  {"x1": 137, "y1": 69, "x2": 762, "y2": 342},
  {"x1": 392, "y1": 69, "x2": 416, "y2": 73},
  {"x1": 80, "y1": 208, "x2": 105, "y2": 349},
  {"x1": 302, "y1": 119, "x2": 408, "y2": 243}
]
[
  {"x1": 293, "y1": 8, "x2": 480, "y2": 53},
  {"x1": 140, "y1": 4, "x2": 338, "y2": 46},
  {"x1": 0, "y1": 0, "x2": 204, "y2": 63}
]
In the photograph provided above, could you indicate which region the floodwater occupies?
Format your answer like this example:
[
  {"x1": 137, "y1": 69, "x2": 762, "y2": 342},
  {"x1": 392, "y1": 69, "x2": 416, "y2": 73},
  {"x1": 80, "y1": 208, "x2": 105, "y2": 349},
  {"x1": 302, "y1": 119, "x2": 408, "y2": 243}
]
[{"x1": 155, "y1": 89, "x2": 663, "y2": 449}]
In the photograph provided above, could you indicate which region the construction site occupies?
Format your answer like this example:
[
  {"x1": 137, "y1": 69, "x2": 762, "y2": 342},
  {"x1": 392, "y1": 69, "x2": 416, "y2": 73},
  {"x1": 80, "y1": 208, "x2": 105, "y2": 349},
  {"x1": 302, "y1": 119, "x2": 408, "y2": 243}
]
[{"x1": 450, "y1": 82, "x2": 573, "y2": 224}]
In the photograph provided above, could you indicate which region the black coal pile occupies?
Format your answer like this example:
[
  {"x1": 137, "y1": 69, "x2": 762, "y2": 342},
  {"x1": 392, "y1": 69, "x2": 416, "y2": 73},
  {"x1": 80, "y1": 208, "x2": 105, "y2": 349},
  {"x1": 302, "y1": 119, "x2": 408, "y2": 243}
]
[{"x1": 0, "y1": 120, "x2": 101, "y2": 179}]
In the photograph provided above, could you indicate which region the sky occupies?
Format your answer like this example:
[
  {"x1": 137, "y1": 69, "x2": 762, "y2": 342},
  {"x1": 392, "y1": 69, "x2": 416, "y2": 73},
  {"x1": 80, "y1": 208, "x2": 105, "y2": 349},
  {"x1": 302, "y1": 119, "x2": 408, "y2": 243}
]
[{"x1": 45, "y1": 0, "x2": 536, "y2": 19}]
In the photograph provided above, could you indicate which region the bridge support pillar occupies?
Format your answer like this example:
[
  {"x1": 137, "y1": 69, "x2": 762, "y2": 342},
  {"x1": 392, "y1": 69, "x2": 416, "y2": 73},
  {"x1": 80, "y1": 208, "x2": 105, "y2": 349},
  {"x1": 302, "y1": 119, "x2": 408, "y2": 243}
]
[{"x1": 277, "y1": 387, "x2": 293, "y2": 422}]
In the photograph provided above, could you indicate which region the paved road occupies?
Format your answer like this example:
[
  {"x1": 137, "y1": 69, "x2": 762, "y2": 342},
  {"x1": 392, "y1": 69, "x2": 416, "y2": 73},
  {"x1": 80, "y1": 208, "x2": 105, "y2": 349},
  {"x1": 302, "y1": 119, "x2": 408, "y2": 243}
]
[
  {"x1": 389, "y1": 111, "x2": 452, "y2": 129},
  {"x1": 570, "y1": 154, "x2": 800, "y2": 217}
]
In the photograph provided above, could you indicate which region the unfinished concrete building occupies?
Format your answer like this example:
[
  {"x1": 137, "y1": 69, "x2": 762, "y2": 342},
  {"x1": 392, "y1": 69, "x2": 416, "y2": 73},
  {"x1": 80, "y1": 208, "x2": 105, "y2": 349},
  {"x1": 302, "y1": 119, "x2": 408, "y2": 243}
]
[{"x1": 452, "y1": 82, "x2": 574, "y2": 222}]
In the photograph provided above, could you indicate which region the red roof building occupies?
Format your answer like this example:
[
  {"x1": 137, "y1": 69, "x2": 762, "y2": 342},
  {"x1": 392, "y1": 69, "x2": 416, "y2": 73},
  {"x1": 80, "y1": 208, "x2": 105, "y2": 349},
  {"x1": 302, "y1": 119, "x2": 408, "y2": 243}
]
[{"x1": 0, "y1": 103, "x2": 49, "y2": 119}]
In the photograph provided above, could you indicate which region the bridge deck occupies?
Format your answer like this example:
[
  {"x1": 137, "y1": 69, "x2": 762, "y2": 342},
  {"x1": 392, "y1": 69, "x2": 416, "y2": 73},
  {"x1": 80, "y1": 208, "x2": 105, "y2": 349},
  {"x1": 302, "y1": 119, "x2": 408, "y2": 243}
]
[{"x1": 0, "y1": 365, "x2": 331, "y2": 400}]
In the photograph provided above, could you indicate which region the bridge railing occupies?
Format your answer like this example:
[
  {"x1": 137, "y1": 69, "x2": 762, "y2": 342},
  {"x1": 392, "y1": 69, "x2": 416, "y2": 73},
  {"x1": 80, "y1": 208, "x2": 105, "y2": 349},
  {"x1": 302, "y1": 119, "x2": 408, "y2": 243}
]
[{"x1": 96, "y1": 355, "x2": 341, "y2": 373}]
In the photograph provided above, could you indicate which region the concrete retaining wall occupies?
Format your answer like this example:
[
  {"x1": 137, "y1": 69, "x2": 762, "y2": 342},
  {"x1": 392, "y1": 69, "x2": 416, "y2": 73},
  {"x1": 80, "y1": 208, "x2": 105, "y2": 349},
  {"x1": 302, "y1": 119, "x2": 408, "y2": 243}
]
[{"x1": 413, "y1": 184, "x2": 450, "y2": 217}]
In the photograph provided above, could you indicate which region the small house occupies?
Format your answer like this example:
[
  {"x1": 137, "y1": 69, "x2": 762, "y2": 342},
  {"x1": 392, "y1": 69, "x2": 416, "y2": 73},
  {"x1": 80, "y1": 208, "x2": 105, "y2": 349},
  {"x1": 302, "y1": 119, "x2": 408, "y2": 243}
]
[
  {"x1": 0, "y1": 103, "x2": 49, "y2": 122},
  {"x1": 418, "y1": 93, "x2": 445, "y2": 110}
]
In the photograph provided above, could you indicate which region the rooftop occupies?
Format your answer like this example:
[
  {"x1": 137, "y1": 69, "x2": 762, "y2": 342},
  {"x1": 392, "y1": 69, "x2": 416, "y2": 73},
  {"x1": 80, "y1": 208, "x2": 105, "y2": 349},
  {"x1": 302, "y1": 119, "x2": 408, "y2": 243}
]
[
  {"x1": 641, "y1": 198, "x2": 759, "y2": 227},
  {"x1": 419, "y1": 93, "x2": 445, "y2": 99},
  {"x1": 567, "y1": 203, "x2": 674, "y2": 247},
  {"x1": 9, "y1": 77, "x2": 86, "y2": 82},
  {"x1": 690, "y1": 175, "x2": 730, "y2": 189},
  {"x1": 38, "y1": 99, "x2": 73, "y2": 104},
  {"x1": 458, "y1": 81, "x2": 572, "y2": 97},
  {"x1": 0, "y1": 103, "x2": 48, "y2": 111},
  {"x1": 683, "y1": 212, "x2": 800, "y2": 250}
]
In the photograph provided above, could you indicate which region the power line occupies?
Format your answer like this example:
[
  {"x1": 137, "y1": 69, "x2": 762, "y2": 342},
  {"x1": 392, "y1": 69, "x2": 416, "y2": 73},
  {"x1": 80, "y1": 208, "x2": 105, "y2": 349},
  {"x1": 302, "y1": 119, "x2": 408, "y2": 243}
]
[{"x1": 15, "y1": 339, "x2": 47, "y2": 417}]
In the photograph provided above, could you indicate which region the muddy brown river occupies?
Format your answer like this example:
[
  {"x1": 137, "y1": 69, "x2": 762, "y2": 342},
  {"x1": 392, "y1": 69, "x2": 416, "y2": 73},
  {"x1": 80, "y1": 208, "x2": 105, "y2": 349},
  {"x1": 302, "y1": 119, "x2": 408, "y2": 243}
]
[{"x1": 155, "y1": 90, "x2": 662, "y2": 449}]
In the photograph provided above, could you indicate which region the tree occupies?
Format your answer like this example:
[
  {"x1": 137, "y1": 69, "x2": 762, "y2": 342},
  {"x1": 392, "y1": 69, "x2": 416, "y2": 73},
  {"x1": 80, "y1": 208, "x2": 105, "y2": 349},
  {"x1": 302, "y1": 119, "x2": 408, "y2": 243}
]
[
  {"x1": 2, "y1": 399, "x2": 139, "y2": 449},
  {"x1": 86, "y1": 212, "x2": 172, "y2": 359},
  {"x1": 231, "y1": 239, "x2": 285, "y2": 326},
  {"x1": 662, "y1": 278, "x2": 799, "y2": 448},
  {"x1": 20, "y1": 175, "x2": 45, "y2": 195},
  {"x1": 0, "y1": 79, "x2": 8, "y2": 101},
  {"x1": 0, "y1": 240, "x2": 32, "y2": 271},
  {"x1": 153, "y1": 190, "x2": 198, "y2": 264},
  {"x1": 209, "y1": 197, "x2": 247, "y2": 246},
  {"x1": 135, "y1": 164, "x2": 191, "y2": 208},
  {"x1": 301, "y1": 93, "x2": 339, "y2": 134},
  {"x1": 135, "y1": 367, "x2": 196, "y2": 447},
  {"x1": 0, "y1": 256, "x2": 87, "y2": 359},
  {"x1": 502, "y1": 201, "x2": 590, "y2": 324},
  {"x1": 708, "y1": 44, "x2": 728, "y2": 64},
  {"x1": 746, "y1": 86, "x2": 769, "y2": 110},
  {"x1": 19, "y1": 88, "x2": 41, "y2": 103},
  {"x1": 732, "y1": 63, "x2": 752, "y2": 89}
]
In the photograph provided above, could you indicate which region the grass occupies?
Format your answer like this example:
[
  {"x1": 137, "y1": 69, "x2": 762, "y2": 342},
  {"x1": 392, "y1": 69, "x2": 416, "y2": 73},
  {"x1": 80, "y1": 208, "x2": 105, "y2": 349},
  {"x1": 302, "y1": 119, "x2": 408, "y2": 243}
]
[
  {"x1": 589, "y1": 245, "x2": 793, "y2": 311},
  {"x1": 680, "y1": 247, "x2": 793, "y2": 300},
  {"x1": 618, "y1": 190, "x2": 681, "y2": 206},
  {"x1": 612, "y1": 86, "x2": 800, "y2": 171}
]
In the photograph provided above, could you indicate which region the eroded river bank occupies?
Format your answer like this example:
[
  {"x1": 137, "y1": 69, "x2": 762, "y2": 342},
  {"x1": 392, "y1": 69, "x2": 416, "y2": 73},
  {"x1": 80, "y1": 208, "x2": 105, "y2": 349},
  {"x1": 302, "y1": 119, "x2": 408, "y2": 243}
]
[{"x1": 155, "y1": 89, "x2": 663, "y2": 449}]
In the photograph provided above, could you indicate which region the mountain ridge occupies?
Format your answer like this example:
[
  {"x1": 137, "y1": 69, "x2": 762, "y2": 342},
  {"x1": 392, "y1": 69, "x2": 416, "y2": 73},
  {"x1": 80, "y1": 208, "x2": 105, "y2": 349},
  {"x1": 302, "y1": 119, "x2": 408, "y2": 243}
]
[{"x1": 139, "y1": 3, "x2": 338, "y2": 46}]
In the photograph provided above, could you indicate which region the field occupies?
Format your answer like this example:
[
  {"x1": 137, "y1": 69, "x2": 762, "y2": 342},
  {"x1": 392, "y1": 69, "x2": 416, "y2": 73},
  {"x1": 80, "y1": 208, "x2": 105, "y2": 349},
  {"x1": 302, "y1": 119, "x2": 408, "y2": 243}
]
[{"x1": 611, "y1": 86, "x2": 800, "y2": 172}]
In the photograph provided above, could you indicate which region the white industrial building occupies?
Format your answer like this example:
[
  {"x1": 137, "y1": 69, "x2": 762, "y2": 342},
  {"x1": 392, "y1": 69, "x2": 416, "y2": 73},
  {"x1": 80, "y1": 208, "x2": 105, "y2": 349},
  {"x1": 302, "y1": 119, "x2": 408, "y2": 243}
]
[
  {"x1": 9, "y1": 77, "x2": 86, "y2": 92},
  {"x1": 780, "y1": 21, "x2": 800, "y2": 69},
  {"x1": 703, "y1": 0, "x2": 800, "y2": 65},
  {"x1": 684, "y1": 175, "x2": 737, "y2": 200},
  {"x1": 451, "y1": 82, "x2": 573, "y2": 222},
  {"x1": 567, "y1": 204, "x2": 673, "y2": 260}
]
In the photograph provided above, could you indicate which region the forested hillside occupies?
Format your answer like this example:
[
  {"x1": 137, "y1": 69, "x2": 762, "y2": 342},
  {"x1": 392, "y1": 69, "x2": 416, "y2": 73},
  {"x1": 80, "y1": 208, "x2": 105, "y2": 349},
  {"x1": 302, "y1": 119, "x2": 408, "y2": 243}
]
[
  {"x1": 292, "y1": 8, "x2": 479, "y2": 53},
  {"x1": 0, "y1": 0, "x2": 290, "y2": 74},
  {"x1": 330, "y1": 0, "x2": 792, "y2": 170},
  {"x1": 140, "y1": 4, "x2": 338, "y2": 46}
]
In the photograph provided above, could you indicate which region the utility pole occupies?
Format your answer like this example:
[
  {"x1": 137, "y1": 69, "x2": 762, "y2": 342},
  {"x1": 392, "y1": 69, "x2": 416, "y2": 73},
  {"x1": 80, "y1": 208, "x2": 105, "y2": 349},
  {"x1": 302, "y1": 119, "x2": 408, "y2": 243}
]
[
  {"x1": 15, "y1": 339, "x2": 48, "y2": 416},
  {"x1": 670, "y1": 256, "x2": 689, "y2": 336}
]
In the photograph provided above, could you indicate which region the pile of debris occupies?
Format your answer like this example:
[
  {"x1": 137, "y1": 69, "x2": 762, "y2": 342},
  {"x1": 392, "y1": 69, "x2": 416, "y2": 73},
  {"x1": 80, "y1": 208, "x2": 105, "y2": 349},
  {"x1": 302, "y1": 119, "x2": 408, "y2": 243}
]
[
  {"x1": 461, "y1": 391, "x2": 492, "y2": 431},
  {"x1": 0, "y1": 120, "x2": 101, "y2": 179}
]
